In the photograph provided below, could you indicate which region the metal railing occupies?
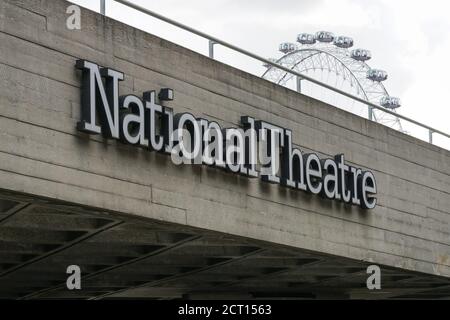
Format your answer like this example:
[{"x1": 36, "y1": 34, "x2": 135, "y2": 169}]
[
  {"x1": 95, "y1": 0, "x2": 450, "y2": 148},
  {"x1": 100, "y1": 0, "x2": 105, "y2": 15}
]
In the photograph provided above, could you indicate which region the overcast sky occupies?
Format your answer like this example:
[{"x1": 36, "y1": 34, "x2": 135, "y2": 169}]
[{"x1": 70, "y1": 0, "x2": 450, "y2": 148}]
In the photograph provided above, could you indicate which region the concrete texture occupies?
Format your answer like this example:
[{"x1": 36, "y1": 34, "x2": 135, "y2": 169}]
[{"x1": 0, "y1": 0, "x2": 449, "y2": 299}]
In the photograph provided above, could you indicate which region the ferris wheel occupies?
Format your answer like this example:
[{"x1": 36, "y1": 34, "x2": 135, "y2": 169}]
[{"x1": 262, "y1": 31, "x2": 404, "y2": 132}]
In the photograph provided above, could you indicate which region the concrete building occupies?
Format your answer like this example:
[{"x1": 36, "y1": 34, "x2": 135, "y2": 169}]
[{"x1": 0, "y1": 0, "x2": 449, "y2": 299}]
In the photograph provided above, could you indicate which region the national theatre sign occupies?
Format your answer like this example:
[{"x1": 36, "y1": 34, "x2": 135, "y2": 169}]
[{"x1": 75, "y1": 60, "x2": 377, "y2": 210}]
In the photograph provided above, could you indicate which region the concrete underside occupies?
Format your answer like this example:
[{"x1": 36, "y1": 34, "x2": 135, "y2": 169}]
[{"x1": 1, "y1": 191, "x2": 450, "y2": 300}]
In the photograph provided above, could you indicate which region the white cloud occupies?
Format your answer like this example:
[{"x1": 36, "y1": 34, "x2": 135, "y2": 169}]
[{"x1": 70, "y1": 0, "x2": 450, "y2": 146}]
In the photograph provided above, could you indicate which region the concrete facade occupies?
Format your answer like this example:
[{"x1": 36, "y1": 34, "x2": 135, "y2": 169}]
[{"x1": 0, "y1": 0, "x2": 449, "y2": 299}]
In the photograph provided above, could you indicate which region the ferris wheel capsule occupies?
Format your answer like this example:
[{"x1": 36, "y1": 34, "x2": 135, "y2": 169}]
[
  {"x1": 334, "y1": 36, "x2": 354, "y2": 48},
  {"x1": 315, "y1": 31, "x2": 335, "y2": 43},
  {"x1": 279, "y1": 42, "x2": 296, "y2": 54},
  {"x1": 380, "y1": 96, "x2": 401, "y2": 109},
  {"x1": 297, "y1": 33, "x2": 316, "y2": 45},
  {"x1": 263, "y1": 58, "x2": 278, "y2": 68},
  {"x1": 351, "y1": 48, "x2": 372, "y2": 61},
  {"x1": 367, "y1": 69, "x2": 388, "y2": 82}
]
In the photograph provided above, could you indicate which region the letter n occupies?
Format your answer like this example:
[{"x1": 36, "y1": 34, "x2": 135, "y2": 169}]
[{"x1": 76, "y1": 60, "x2": 124, "y2": 138}]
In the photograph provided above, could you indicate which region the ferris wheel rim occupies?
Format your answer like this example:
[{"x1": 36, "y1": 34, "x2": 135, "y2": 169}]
[{"x1": 262, "y1": 47, "x2": 389, "y2": 104}]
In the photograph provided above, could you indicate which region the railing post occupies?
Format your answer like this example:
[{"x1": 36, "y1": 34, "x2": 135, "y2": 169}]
[
  {"x1": 100, "y1": 0, "x2": 106, "y2": 15},
  {"x1": 208, "y1": 40, "x2": 216, "y2": 59},
  {"x1": 368, "y1": 106, "x2": 373, "y2": 121},
  {"x1": 429, "y1": 129, "x2": 433, "y2": 144},
  {"x1": 296, "y1": 76, "x2": 302, "y2": 93}
]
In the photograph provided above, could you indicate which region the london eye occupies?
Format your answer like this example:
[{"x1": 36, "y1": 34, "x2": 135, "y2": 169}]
[{"x1": 262, "y1": 31, "x2": 404, "y2": 132}]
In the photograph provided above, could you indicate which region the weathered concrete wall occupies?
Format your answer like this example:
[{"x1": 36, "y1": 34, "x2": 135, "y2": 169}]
[{"x1": 0, "y1": 0, "x2": 449, "y2": 278}]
